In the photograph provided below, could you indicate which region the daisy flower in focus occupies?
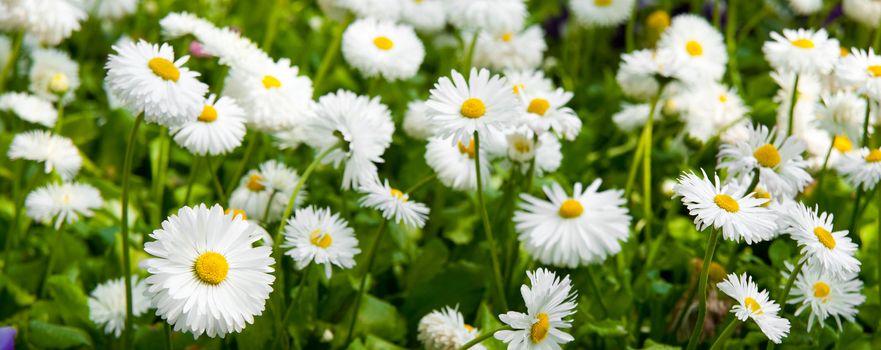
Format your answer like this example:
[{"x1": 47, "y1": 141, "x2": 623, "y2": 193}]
[
  {"x1": 838, "y1": 147, "x2": 881, "y2": 189},
  {"x1": 495, "y1": 268, "x2": 578, "y2": 348},
  {"x1": 0, "y1": 92, "x2": 57, "y2": 128},
  {"x1": 229, "y1": 160, "x2": 303, "y2": 223},
  {"x1": 788, "y1": 0, "x2": 822, "y2": 15},
  {"x1": 342, "y1": 18, "x2": 425, "y2": 81},
  {"x1": 717, "y1": 273, "x2": 791, "y2": 344},
  {"x1": 843, "y1": 0, "x2": 881, "y2": 28},
  {"x1": 88, "y1": 277, "x2": 151, "y2": 337},
  {"x1": 282, "y1": 206, "x2": 360, "y2": 278},
  {"x1": 8, "y1": 130, "x2": 81, "y2": 180},
  {"x1": 425, "y1": 135, "x2": 491, "y2": 191},
  {"x1": 105, "y1": 40, "x2": 208, "y2": 127},
  {"x1": 656, "y1": 14, "x2": 727, "y2": 84},
  {"x1": 514, "y1": 180, "x2": 631, "y2": 267},
  {"x1": 0, "y1": 0, "x2": 86, "y2": 45},
  {"x1": 472, "y1": 25, "x2": 547, "y2": 71},
  {"x1": 446, "y1": 0, "x2": 526, "y2": 35},
  {"x1": 787, "y1": 263, "x2": 865, "y2": 331},
  {"x1": 304, "y1": 90, "x2": 395, "y2": 190},
  {"x1": 403, "y1": 100, "x2": 436, "y2": 140},
  {"x1": 763, "y1": 28, "x2": 839, "y2": 75},
  {"x1": 782, "y1": 202, "x2": 860, "y2": 279},
  {"x1": 505, "y1": 69, "x2": 554, "y2": 97},
  {"x1": 29, "y1": 48, "x2": 79, "y2": 103},
  {"x1": 170, "y1": 94, "x2": 247, "y2": 156},
  {"x1": 144, "y1": 204, "x2": 275, "y2": 337},
  {"x1": 673, "y1": 170, "x2": 777, "y2": 244},
  {"x1": 223, "y1": 58, "x2": 314, "y2": 131},
  {"x1": 400, "y1": 0, "x2": 446, "y2": 33},
  {"x1": 426, "y1": 68, "x2": 519, "y2": 146},
  {"x1": 836, "y1": 48, "x2": 881, "y2": 101},
  {"x1": 358, "y1": 179, "x2": 430, "y2": 228},
  {"x1": 418, "y1": 306, "x2": 484, "y2": 350},
  {"x1": 568, "y1": 0, "x2": 636, "y2": 27},
  {"x1": 517, "y1": 87, "x2": 582, "y2": 140},
  {"x1": 25, "y1": 182, "x2": 102, "y2": 229},
  {"x1": 717, "y1": 124, "x2": 812, "y2": 199}
]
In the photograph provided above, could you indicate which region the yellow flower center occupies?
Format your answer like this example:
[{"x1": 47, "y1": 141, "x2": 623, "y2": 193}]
[
  {"x1": 458, "y1": 140, "x2": 476, "y2": 158},
  {"x1": 309, "y1": 229, "x2": 333, "y2": 248},
  {"x1": 501, "y1": 32, "x2": 513, "y2": 42},
  {"x1": 390, "y1": 188, "x2": 407, "y2": 202},
  {"x1": 463, "y1": 324, "x2": 474, "y2": 332},
  {"x1": 791, "y1": 38, "x2": 815, "y2": 49},
  {"x1": 225, "y1": 208, "x2": 247, "y2": 220},
  {"x1": 527, "y1": 98, "x2": 551, "y2": 116},
  {"x1": 50, "y1": 73, "x2": 69, "y2": 93},
  {"x1": 513, "y1": 139, "x2": 531, "y2": 154},
  {"x1": 814, "y1": 226, "x2": 836, "y2": 249},
  {"x1": 868, "y1": 65, "x2": 881, "y2": 77},
  {"x1": 61, "y1": 193, "x2": 71, "y2": 205},
  {"x1": 713, "y1": 194, "x2": 740, "y2": 213},
  {"x1": 753, "y1": 187, "x2": 772, "y2": 208},
  {"x1": 753, "y1": 143, "x2": 782, "y2": 168},
  {"x1": 840, "y1": 47, "x2": 850, "y2": 57},
  {"x1": 558, "y1": 199, "x2": 584, "y2": 219},
  {"x1": 530, "y1": 312, "x2": 549, "y2": 344},
  {"x1": 594, "y1": 0, "x2": 612, "y2": 6},
  {"x1": 460, "y1": 98, "x2": 486, "y2": 119},
  {"x1": 246, "y1": 174, "x2": 266, "y2": 192},
  {"x1": 194, "y1": 252, "x2": 229, "y2": 285},
  {"x1": 718, "y1": 94, "x2": 728, "y2": 103},
  {"x1": 647, "y1": 10, "x2": 670, "y2": 33},
  {"x1": 198, "y1": 105, "x2": 218, "y2": 123},
  {"x1": 813, "y1": 281, "x2": 831, "y2": 301},
  {"x1": 148, "y1": 57, "x2": 180, "y2": 82},
  {"x1": 685, "y1": 40, "x2": 703, "y2": 57},
  {"x1": 263, "y1": 75, "x2": 282, "y2": 89},
  {"x1": 512, "y1": 83, "x2": 525, "y2": 94},
  {"x1": 744, "y1": 297, "x2": 763, "y2": 314},
  {"x1": 866, "y1": 149, "x2": 881, "y2": 162},
  {"x1": 373, "y1": 36, "x2": 394, "y2": 50},
  {"x1": 833, "y1": 135, "x2": 853, "y2": 153}
]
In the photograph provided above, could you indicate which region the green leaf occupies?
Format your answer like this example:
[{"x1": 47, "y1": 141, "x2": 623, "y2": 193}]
[
  {"x1": 344, "y1": 294, "x2": 406, "y2": 343},
  {"x1": 46, "y1": 275, "x2": 91, "y2": 329},
  {"x1": 404, "y1": 238, "x2": 449, "y2": 288},
  {"x1": 0, "y1": 274, "x2": 36, "y2": 306},
  {"x1": 28, "y1": 320, "x2": 93, "y2": 348},
  {"x1": 768, "y1": 239, "x2": 792, "y2": 268},
  {"x1": 474, "y1": 302, "x2": 505, "y2": 350},
  {"x1": 581, "y1": 318, "x2": 628, "y2": 337},
  {"x1": 640, "y1": 339, "x2": 682, "y2": 349}
]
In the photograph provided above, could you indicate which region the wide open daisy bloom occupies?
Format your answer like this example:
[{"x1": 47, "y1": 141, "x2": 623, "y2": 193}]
[
  {"x1": 0, "y1": 0, "x2": 86, "y2": 45},
  {"x1": 789, "y1": 0, "x2": 822, "y2": 15},
  {"x1": 425, "y1": 134, "x2": 491, "y2": 191},
  {"x1": 25, "y1": 182, "x2": 103, "y2": 229},
  {"x1": 838, "y1": 147, "x2": 881, "y2": 189},
  {"x1": 514, "y1": 180, "x2": 631, "y2": 267},
  {"x1": 171, "y1": 94, "x2": 247, "y2": 156},
  {"x1": 144, "y1": 204, "x2": 275, "y2": 338},
  {"x1": 403, "y1": 100, "x2": 436, "y2": 140},
  {"x1": 229, "y1": 160, "x2": 303, "y2": 223},
  {"x1": 472, "y1": 25, "x2": 547, "y2": 71},
  {"x1": 782, "y1": 202, "x2": 860, "y2": 279},
  {"x1": 105, "y1": 40, "x2": 208, "y2": 127},
  {"x1": 358, "y1": 179, "x2": 430, "y2": 229},
  {"x1": 29, "y1": 48, "x2": 79, "y2": 103},
  {"x1": 8, "y1": 130, "x2": 81, "y2": 180},
  {"x1": 568, "y1": 0, "x2": 636, "y2": 27},
  {"x1": 787, "y1": 263, "x2": 865, "y2": 331},
  {"x1": 843, "y1": 0, "x2": 881, "y2": 28},
  {"x1": 282, "y1": 206, "x2": 360, "y2": 278},
  {"x1": 426, "y1": 68, "x2": 519, "y2": 146},
  {"x1": 418, "y1": 306, "x2": 484, "y2": 350},
  {"x1": 505, "y1": 69, "x2": 554, "y2": 98},
  {"x1": 342, "y1": 18, "x2": 425, "y2": 81},
  {"x1": 304, "y1": 90, "x2": 394, "y2": 190},
  {"x1": 0, "y1": 92, "x2": 57, "y2": 128},
  {"x1": 223, "y1": 58, "x2": 314, "y2": 131},
  {"x1": 763, "y1": 28, "x2": 839, "y2": 75},
  {"x1": 400, "y1": 0, "x2": 446, "y2": 33},
  {"x1": 717, "y1": 273, "x2": 791, "y2": 344},
  {"x1": 88, "y1": 277, "x2": 151, "y2": 337},
  {"x1": 718, "y1": 124, "x2": 812, "y2": 199},
  {"x1": 673, "y1": 170, "x2": 777, "y2": 244},
  {"x1": 836, "y1": 48, "x2": 881, "y2": 101},
  {"x1": 496, "y1": 268, "x2": 578, "y2": 349},
  {"x1": 446, "y1": 0, "x2": 526, "y2": 36},
  {"x1": 517, "y1": 87, "x2": 582, "y2": 140},
  {"x1": 656, "y1": 14, "x2": 727, "y2": 84}
]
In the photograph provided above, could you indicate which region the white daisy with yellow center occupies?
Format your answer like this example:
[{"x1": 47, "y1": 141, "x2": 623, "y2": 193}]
[
  {"x1": 504, "y1": 69, "x2": 554, "y2": 97},
  {"x1": 495, "y1": 269, "x2": 577, "y2": 348},
  {"x1": 425, "y1": 134, "x2": 492, "y2": 191},
  {"x1": 223, "y1": 57, "x2": 314, "y2": 131},
  {"x1": 816, "y1": 92, "x2": 865, "y2": 150},
  {"x1": 472, "y1": 25, "x2": 547, "y2": 71},
  {"x1": 517, "y1": 87, "x2": 582, "y2": 140},
  {"x1": 782, "y1": 202, "x2": 861, "y2": 279},
  {"x1": 418, "y1": 306, "x2": 484, "y2": 350},
  {"x1": 25, "y1": 182, "x2": 103, "y2": 229},
  {"x1": 788, "y1": 263, "x2": 865, "y2": 331},
  {"x1": 282, "y1": 206, "x2": 360, "y2": 278},
  {"x1": 615, "y1": 49, "x2": 670, "y2": 101},
  {"x1": 489, "y1": 127, "x2": 562, "y2": 176},
  {"x1": 718, "y1": 124, "x2": 812, "y2": 199},
  {"x1": 170, "y1": 94, "x2": 247, "y2": 156},
  {"x1": 8, "y1": 130, "x2": 82, "y2": 180},
  {"x1": 400, "y1": 0, "x2": 446, "y2": 32},
  {"x1": 28, "y1": 48, "x2": 80, "y2": 103},
  {"x1": 680, "y1": 82, "x2": 749, "y2": 143},
  {"x1": 144, "y1": 204, "x2": 275, "y2": 338},
  {"x1": 568, "y1": 0, "x2": 636, "y2": 27},
  {"x1": 838, "y1": 147, "x2": 881, "y2": 190},
  {"x1": 656, "y1": 14, "x2": 727, "y2": 84},
  {"x1": 837, "y1": 48, "x2": 881, "y2": 102},
  {"x1": 358, "y1": 179, "x2": 430, "y2": 228},
  {"x1": 717, "y1": 273, "x2": 791, "y2": 344},
  {"x1": 229, "y1": 160, "x2": 304, "y2": 223},
  {"x1": 763, "y1": 28, "x2": 840, "y2": 75},
  {"x1": 342, "y1": 18, "x2": 425, "y2": 81},
  {"x1": 88, "y1": 276, "x2": 151, "y2": 337}
]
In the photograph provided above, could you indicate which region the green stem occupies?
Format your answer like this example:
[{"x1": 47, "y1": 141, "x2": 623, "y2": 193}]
[
  {"x1": 523, "y1": 134, "x2": 538, "y2": 193},
  {"x1": 39, "y1": 222, "x2": 65, "y2": 297},
  {"x1": 151, "y1": 131, "x2": 170, "y2": 227},
  {"x1": 226, "y1": 132, "x2": 260, "y2": 193},
  {"x1": 458, "y1": 325, "x2": 513, "y2": 350},
  {"x1": 273, "y1": 145, "x2": 340, "y2": 237},
  {"x1": 0, "y1": 31, "x2": 23, "y2": 91},
  {"x1": 849, "y1": 188, "x2": 863, "y2": 238},
  {"x1": 312, "y1": 17, "x2": 351, "y2": 95},
  {"x1": 473, "y1": 131, "x2": 509, "y2": 311},
  {"x1": 814, "y1": 141, "x2": 834, "y2": 200},
  {"x1": 261, "y1": 0, "x2": 287, "y2": 51},
  {"x1": 261, "y1": 191, "x2": 278, "y2": 223},
  {"x1": 712, "y1": 0, "x2": 722, "y2": 29},
  {"x1": 767, "y1": 259, "x2": 805, "y2": 350},
  {"x1": 625, "y1": 5, "x2": 636, "y2": 51},
  {"x1": 405, "y1": 173, "x2": 437, "y2": 194},
  {"x1": 53, "y1": 98, "x2": 65, "y2": 133},
  {"x1": 121, "y1": 113, "x2": 144, "y2": 350},
  {"x1": 624, "y1": 129, "x2": 646, "y2": 199},
  {"x1": 585, "y1": 267, "x2": 609, "y2": 317},
  {"x1": 862, "y1": 96, "x2": 872, "y2": 147},
  {"x1": 786, "y1": 74, "x2": 800, "y2": 137},
  {"x1": 344, "y1": 220, "x2": 387, "y2": 345},
  {"x1": 164, "y1": 322, "x2": 173, "y2": 350},
  {"x1": 710, "y1": 318, "x2": 738, "y2": 350},
  {"x1": 642, "y1": 93, "x2": 659, "y2": 246},
  {"x1": 184, "y1": 157, "x2": 201, "y2": 205},
  {"x1": 274, "y1": 264, "x2": 313, "y2": 349},
  {"x1": 462, "y1": 32, "x2": 480, "y2": 71},
  {"x1": 725, "y1": 0, "x2": 742, "y2": 91},
  {"x1": 686, "y1": 228, "x2": 720, "y2": 350},
  {"x1": 204, "y1": 156, "x2": 227, "y2": 203},
  {"x1": 877, "y1": 188, "x2": 881, "y2": 308}
]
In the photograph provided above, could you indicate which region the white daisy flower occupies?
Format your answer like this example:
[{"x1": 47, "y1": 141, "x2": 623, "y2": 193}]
[
  {"x1": 673, "y1": 170, "x2": 777, "y2": 244},
  {"x1": 25, "y1": 182, "x2": 102, "y2": 229},
  {"x1": 160, "y1": 12, "x2": 270, "y2": 72},
  {"x1": 400, "y1": 0, "x2": 446, "y2": 33},
  {"x1": 418, "y1": 306, "x2": 484, "y2": 350},
  {"x1": 505, "y1": 69, "x2": 554, "y2": 97},
  {"x1": 838, "y1": 147, "x2": 881, "y2": 189},
  {"x1": 303, "y1": 90, "x2": 394, "y2": 190},
  {"x1": 514, "y1": 180, "x2": 631, "y2": 267},
  {"x1": 717, "y1": 273, "x2": 791, "y2": 344},
  {"x1": 788, "y1": 0, "x2": 823, "y2": 15},
  {"x1": 144, "y1": 204, "x2": 275, "y2": 338},
  {"x1": 816, "y1": 91, "x2": 866, "y2": 143},
  {"x1": 335, "y1": 0, "x2": 401, "y2": 21},
  {"x1": 472, "y1": 25, "x2": 547, "y2": 71},
  {"x1": 224, "y1": 208, "x2": 274, "y2": 246},
  {"x1": 28, "y1": 48, "x2": 79, "y2": 103},
  {"x1": 0, "y1": 92, "x2": 57, "y2": 127},
  {"x1": 170, "y1": 94, "x2": 247, "y2": 156},
  {"x1": 425, "y1": 134, "x2": 490, "y2": 191},
  {"x1": 282, "y1": 206, "x2": 360, "y2": 278},
  {"x1": 88, "y1": 277, "x2": 151, "y2": 337},
  {"x1": 495, "y1": 268, "x2": 578, "y2": 349},
  {"x1": 426, "y1": 68, "x2": 520, "y2": 146},
  {"x1": 782, "y1": 202, "x2": 861, "y2": 279},
  {"x1": 657, "y1": 14, "x2": 727, "y2": 84},
  {"x1": 358, "y1": 179, "x2": 430, "y2": 228},
  {"x1": 498, "y1": 128, "x2": 562, "y2": 175},
  {"x1": 615, "y1": 49, "x2": 668, "y2": 101},
  {"x1": 105, "y1": 40, "x2": 208, "y2": 127},
  {"x1": 612, "y1": 103, "x2": 661, "y2": 133},
  {"x1": 568, "y1": 0, "x2": 636, "y2": 27},
  {"x1": 8, "y1": 130, "x2": 81, "y2": 180},
  {"x1": 773, "y1": 70, "x2": 823, "y2": 139},
  {"x1": 229, "y1": 160, "x2": 304, "y2": 223},
  {"x1": 788, "y1": 264, "x2": 865, "y2": 331},
  {"x1": 763, "y1": 28, "x2": 839, "y2": 75},
  {"x1": 223, "y1": 57, "x2": 314, "y2": 131},
  {"x1": 843, "y1": 0, "x2": 881, "y2": 28},
  {"x1": 82, "y1": 0, "x2": 139, "y2": 20},
  {"x1": 680, "y1": 82, "x2": 749, "y2": 142},
  {"x1": 836, "y1": 48, "x2": 881, "y2": 102},
  {"x1": 0, "y1": 0, "x2": 86, "y2": 45},
  {"x1": 342, "y1": 18, "x2": 425, "y2": 81},
  {"x1": 403, "y1": 100, "x2": 436, "y2": 140},
  {"x1": 517, "y1": 87, "x2": 581, "y2": 140},
  {"x1": 718, "y1": 124, "x2": 812, "y2": 199},
  {"x1": 446, "y1": 0, "x2": 526, "y2": 35}
]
